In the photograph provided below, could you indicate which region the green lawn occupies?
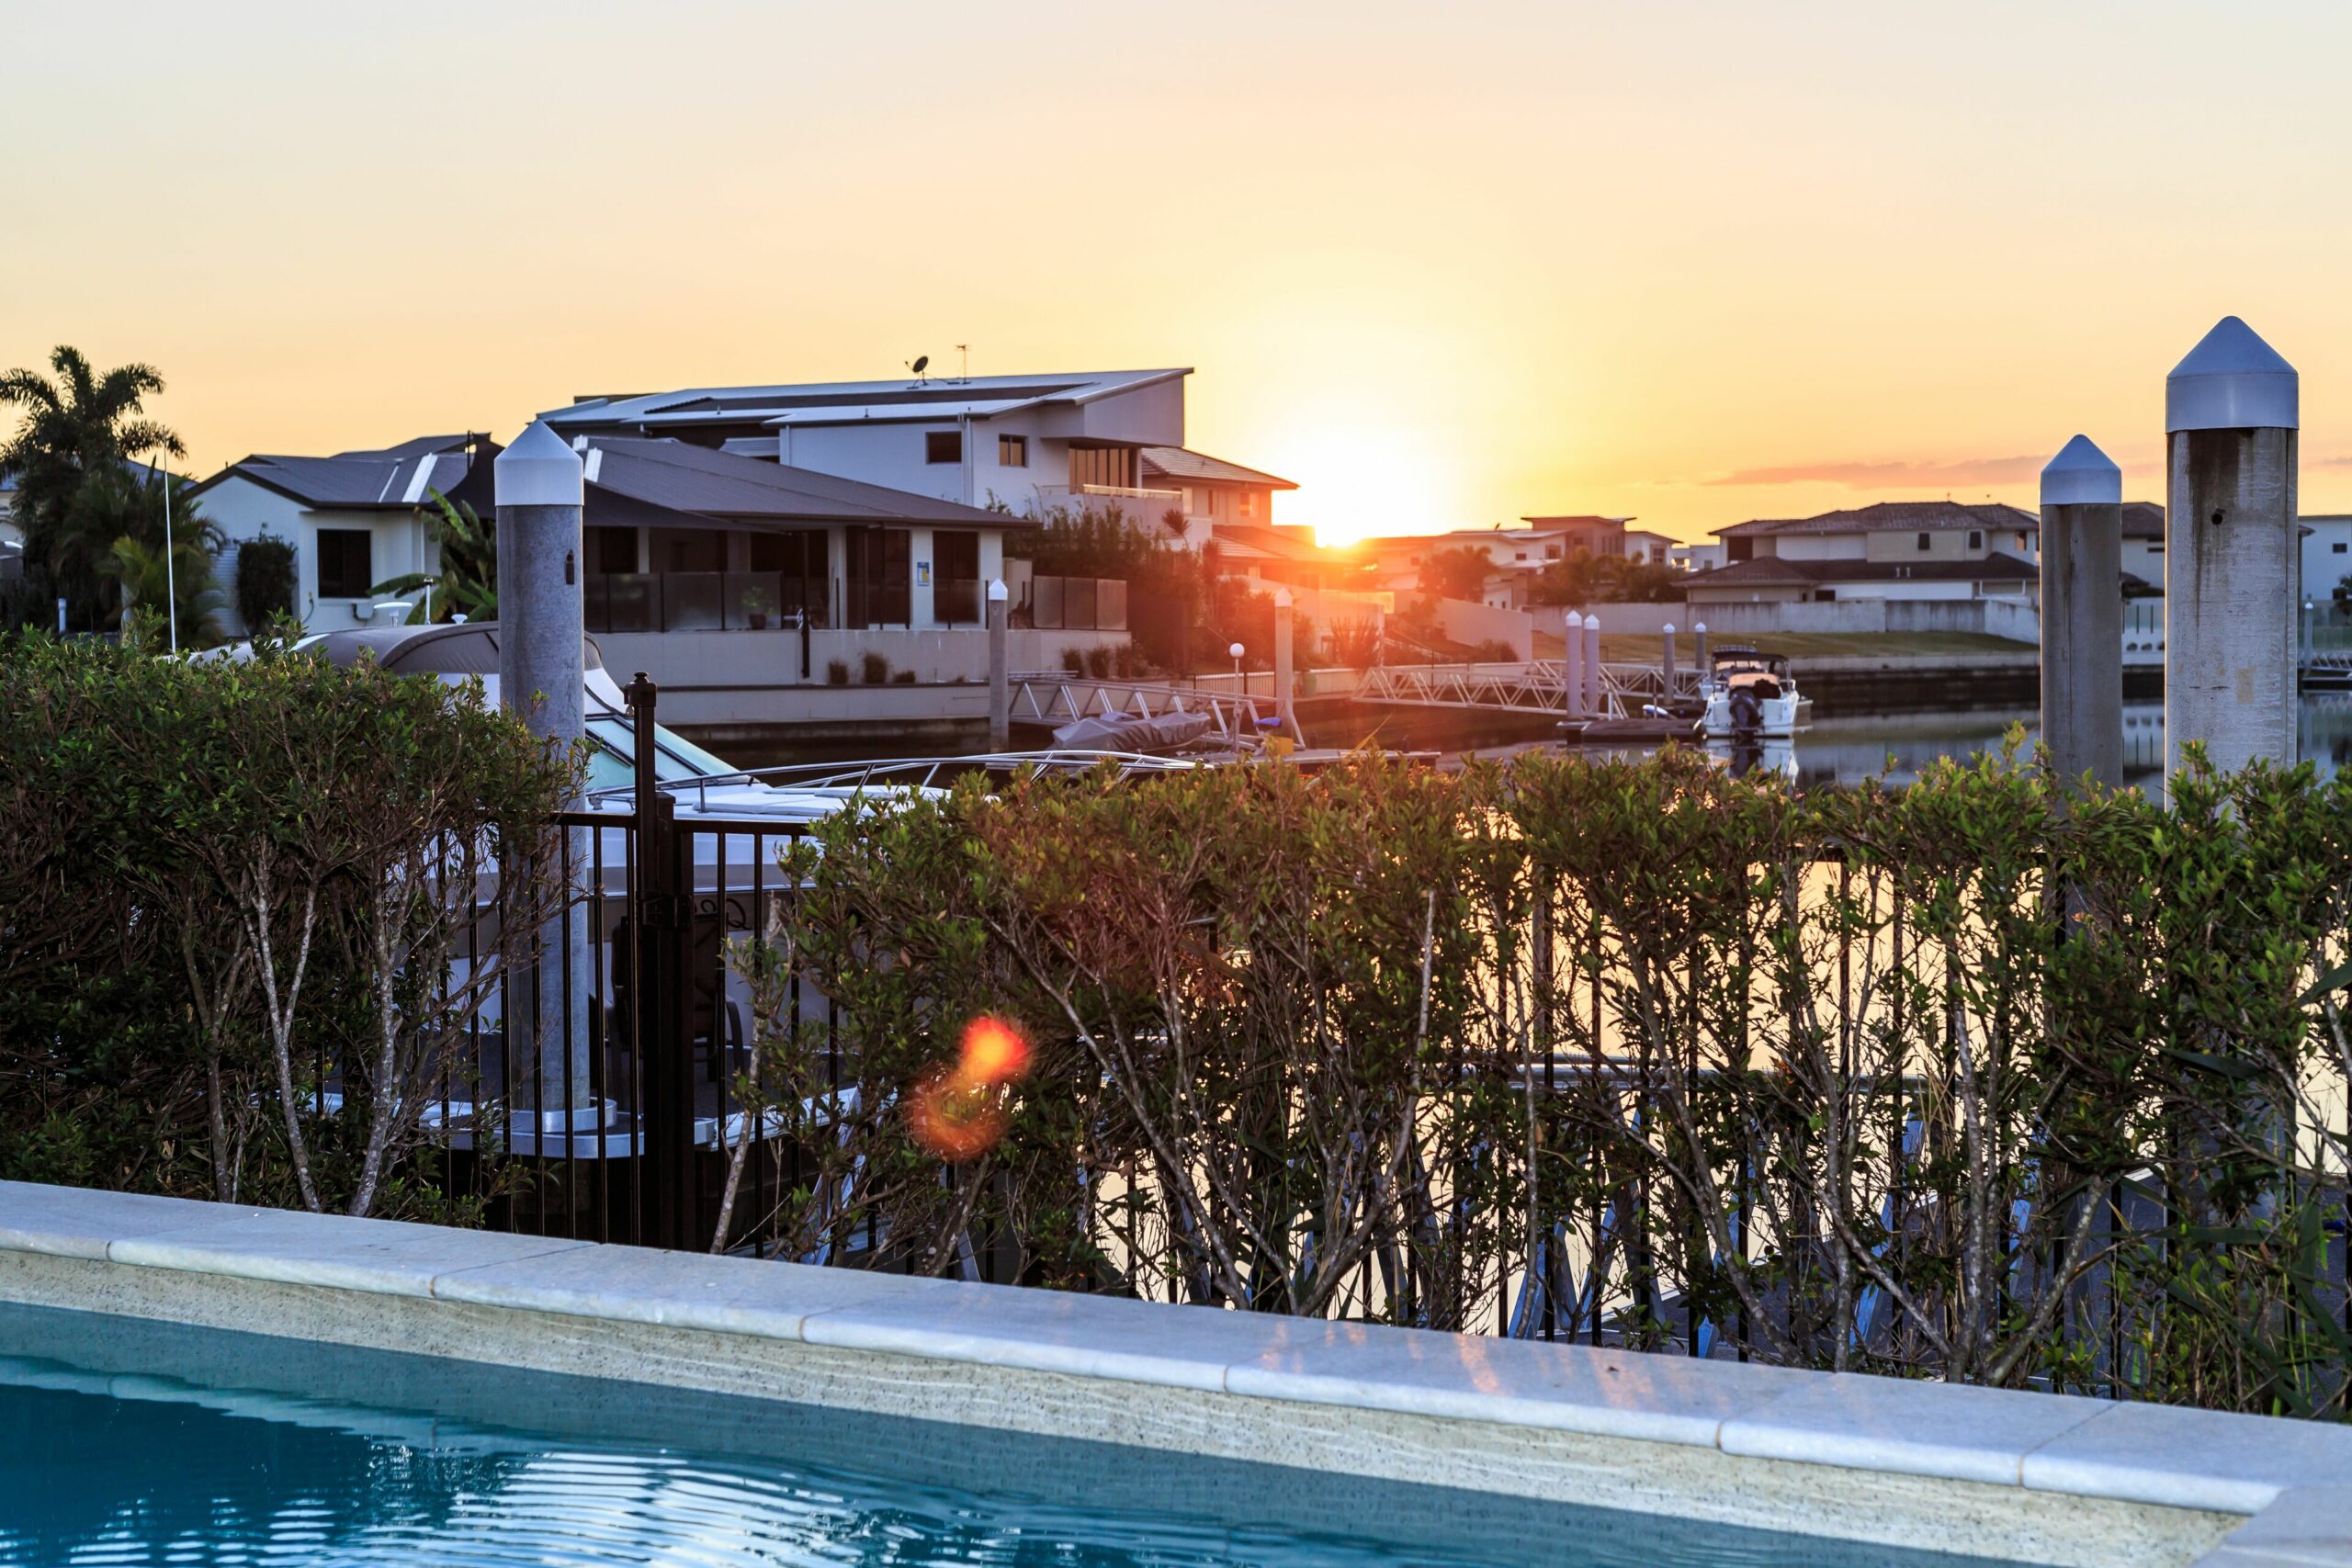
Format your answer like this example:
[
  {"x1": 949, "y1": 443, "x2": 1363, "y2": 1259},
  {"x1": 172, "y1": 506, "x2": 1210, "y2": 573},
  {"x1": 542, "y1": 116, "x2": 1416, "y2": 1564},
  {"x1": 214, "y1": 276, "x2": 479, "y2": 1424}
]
[{"x1": 1532, "y1": 630, "x2": 2035, "y2": 661}]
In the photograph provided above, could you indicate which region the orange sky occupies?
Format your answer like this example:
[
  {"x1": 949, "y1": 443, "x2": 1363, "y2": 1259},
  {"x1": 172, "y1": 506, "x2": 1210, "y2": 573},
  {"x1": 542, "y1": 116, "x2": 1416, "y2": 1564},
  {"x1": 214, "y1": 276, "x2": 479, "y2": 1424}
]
[{"x1": 12, "y1": 2, "x2": 2352, "y2": 547}]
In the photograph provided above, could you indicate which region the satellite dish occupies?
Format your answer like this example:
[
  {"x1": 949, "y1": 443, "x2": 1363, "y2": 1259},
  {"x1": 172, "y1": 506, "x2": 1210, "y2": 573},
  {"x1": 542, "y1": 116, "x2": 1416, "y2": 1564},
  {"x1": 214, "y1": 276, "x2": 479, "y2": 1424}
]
[{"x1": 910, "y1": 355, "x2": 930, "y2": 378}]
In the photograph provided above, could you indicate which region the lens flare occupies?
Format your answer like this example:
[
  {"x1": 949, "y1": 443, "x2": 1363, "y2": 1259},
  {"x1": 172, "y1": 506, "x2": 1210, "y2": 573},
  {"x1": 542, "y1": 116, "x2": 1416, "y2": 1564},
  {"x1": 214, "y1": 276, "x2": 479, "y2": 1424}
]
[
  {"x1": 908, "y1": 1016, "x2": 1034, "y2": 1159},
  {"x1": 960, "y1": 1016, "x2": 1030, "y2": 1085}
]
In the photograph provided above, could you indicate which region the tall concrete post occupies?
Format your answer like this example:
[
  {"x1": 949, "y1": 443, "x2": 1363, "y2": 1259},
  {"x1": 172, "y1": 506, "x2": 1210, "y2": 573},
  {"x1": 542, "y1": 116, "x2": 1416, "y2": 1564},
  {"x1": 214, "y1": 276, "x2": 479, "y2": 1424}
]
[
  {"x1": 1272, "y1": 586, "x2": 1295, "y2": 738},
  {"x1": 1662, "y1": 621, "x2": 1678, "y2": 697},
  {"x1": 986, "y1": 579, "x2": 1010, "y2": 751},
  {"x1": 2165, "y1": 317, "x2": 2299, "y2": 780},
  {"x1": 2039, "y1": 435, "x2": 2125, "y2": 790},
  {"x1": 1563, "y1": 611, "x2": 1586, "y2": 720},
  {"x1": 1582, "y1": 614, "x2": 1602, "y2": 716},
  {"x1": 495, "y1": 422, "x2": 594, "y2": 1132},
  {"x1": 1692, "y1": 622, "x2": 1708, "y2": 685}
]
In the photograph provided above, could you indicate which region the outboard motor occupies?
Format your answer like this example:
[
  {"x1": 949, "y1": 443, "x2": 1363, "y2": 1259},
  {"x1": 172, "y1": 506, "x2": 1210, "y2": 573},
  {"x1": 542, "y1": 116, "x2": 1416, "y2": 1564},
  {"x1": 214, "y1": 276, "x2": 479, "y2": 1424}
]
[{"x1": 1728, "y1": 682, "x2": 1763, "y2": 741}]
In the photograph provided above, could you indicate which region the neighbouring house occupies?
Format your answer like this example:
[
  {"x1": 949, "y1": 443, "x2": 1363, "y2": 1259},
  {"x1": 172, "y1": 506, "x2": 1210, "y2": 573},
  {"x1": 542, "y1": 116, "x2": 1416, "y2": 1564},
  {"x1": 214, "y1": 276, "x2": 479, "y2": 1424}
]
[
  {"x1": 1204, "y1": 523, "x2": 1356, "y2": 592},
  {"x1": 2303, "y1": 514, "x2": 2352, "y2": 602},
  {"x1": 1684, "y1": 501, "x2": 2041, "y2": 606},
  {"x1": 1138, "y1": 446, "x2": 1298, "y2": 546},
  {"x1": 187, "y1": 435, "x2": 482, "y2": 635},
  {"x1": 1670, "y1": 540, "x2": 1725, "y2": 572},
  {"x1": 1351, "y1": 519, "x2": 1641, "y2": 612},
  {"x1": 1623, "y1": 527, "x2": 1676, "y2": 568},
  {"x1": 435, "y1": 434, "x2": 1099, "y2": 701},
  {"x1": 0, "y1": 472, "x2": 18, "y2": 580},
  {"x1": 2121, "y1": 502, "x2": 2165, "y2": 594},
  {"x1": 537, "y1": 368, "x2": 1196, "y2": 521}
]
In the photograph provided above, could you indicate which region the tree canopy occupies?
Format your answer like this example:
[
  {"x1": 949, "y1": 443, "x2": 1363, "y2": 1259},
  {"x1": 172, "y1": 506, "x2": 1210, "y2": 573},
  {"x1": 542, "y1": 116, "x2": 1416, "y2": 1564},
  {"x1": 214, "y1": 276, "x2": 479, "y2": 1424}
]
[{"x1": 0, "y1": 346, "x2": 185, "y2": 632}]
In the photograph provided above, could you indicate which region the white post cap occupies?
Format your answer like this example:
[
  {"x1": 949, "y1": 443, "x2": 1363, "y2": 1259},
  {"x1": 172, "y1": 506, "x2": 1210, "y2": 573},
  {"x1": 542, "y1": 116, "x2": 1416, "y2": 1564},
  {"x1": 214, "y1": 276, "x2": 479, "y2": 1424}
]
[
  {"x1": 1273, "y1": 586, "x2": 1294, "y2": 608},
  {"x1": 1663, "y1": 621, "x2": 1677, "y2": 635},
  {"x1": 496, "y1": 421, "x2": 585, "y2": 507},
  {"x1": 1566, "y1": 611, "x2": 1583, "y2": 628},
  {"x1": 986, "y1": 579, "x2": 1008, "y2": 602},
  {"x1": 2040, "y1": 434, "x2": 2122, "y2": 506},
  {"x1": 1694, "y1": 621, "x2": 1707, "y2": 635},
  {"x1": 2166, "y1": 316, "x2": 2297, "y2": 432}
]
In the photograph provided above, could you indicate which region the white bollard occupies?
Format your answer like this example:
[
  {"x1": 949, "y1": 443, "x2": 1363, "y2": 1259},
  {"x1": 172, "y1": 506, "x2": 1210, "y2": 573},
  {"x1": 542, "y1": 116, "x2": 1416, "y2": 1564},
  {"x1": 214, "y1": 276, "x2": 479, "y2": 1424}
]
[
  {"x1": 1272, "y1": 586, "x2": 1296, "y2": 739},
  {"x1": 987, "y1": 579, "x2": 1010, "y2": 750},
  {"x1": 1564, "y1": 611, "x2": 1586, "y2": 721},
  {"x1": 1583, "y1": 614, "x2": 1602, "y2": 717},
  {"x1": 495, "y1": 423, "x2": 594, "y2": 1131}
]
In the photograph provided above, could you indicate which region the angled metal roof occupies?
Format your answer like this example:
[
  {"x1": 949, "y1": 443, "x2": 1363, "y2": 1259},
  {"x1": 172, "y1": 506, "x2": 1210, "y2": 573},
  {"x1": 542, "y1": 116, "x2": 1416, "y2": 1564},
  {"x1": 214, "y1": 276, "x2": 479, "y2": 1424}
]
[
  {"x1": 191, "y1": 435, "x2": 475, "y2": 510},
  {"x1": 574, "y1": 437, "x2": 1029, "y2": 530},
  {"x1": 542, "y1": 369, "x2": 1191, "y2": 433},
  {"x1": 1140, "y1": 446, "x2": 1297, "y2": 490}
]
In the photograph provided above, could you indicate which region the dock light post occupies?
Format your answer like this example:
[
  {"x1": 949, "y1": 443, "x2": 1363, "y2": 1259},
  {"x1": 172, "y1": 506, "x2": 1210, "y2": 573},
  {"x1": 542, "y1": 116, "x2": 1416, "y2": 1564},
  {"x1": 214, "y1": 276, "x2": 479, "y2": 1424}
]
[
  {"x1": 2040, "y1": 435, "x2": 2125, "y2": 791},
  {"x1": 494, "y1": 422, "x2": 595, "y2": 1137},
  {"x1": 2165, "y1": 316, "x2": 2300, "y2": 780},
  {"x1": 986, "y1": 579, "x2": 1009, "y2": 751},
  {"x1": 1564, "y1": 611, "x2": 1586, "y2": 720},
  {"x1": 1583, "y1": 614, "x2": 1602, "y2": 716},
  {"x1": 1229, "y1": 640, "x2": 1246, "y2": 692},
  {"x1": 1272, "y1": 587, "x2": 1295, "y2": 735}
]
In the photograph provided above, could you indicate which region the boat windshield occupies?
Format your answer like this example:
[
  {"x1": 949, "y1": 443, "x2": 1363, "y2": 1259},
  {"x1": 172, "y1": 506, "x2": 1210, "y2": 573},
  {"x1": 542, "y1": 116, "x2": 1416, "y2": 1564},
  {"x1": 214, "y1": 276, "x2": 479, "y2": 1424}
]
[{"x1": 582, "y1": 716, "x2": 741, "y2": 790}]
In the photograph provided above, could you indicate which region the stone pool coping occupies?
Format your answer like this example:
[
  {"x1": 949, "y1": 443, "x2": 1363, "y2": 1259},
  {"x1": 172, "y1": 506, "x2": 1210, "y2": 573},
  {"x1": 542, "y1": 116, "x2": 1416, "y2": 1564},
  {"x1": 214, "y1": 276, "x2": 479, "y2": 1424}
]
[{"x1": 1, "y1": 1180, "x2": 2346, "y2": 1567}]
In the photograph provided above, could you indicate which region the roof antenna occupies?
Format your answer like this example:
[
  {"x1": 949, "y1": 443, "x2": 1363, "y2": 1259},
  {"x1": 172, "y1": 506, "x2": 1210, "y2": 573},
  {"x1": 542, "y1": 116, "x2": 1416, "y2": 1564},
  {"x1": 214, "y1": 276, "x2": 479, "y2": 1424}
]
[
  {"x1": 908, "y1": 355, "x2": 930, "y2": 384},
  {"x1": 955, "y1": 344, "x2": 969, "y2": 383}
]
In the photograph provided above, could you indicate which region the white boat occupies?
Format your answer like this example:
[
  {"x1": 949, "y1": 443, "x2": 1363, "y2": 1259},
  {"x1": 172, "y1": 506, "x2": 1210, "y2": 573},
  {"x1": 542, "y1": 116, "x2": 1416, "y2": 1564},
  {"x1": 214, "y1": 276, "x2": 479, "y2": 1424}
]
[{"x1": 1699, "y1": 647, "x2": 1813, "y2": 741}]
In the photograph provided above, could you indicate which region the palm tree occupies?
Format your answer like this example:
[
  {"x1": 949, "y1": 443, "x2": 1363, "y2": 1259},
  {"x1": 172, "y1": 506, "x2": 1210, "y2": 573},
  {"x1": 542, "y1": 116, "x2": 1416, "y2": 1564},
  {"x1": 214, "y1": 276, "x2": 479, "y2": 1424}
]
[
  {"x1": 369, "y1": 491, "x2": 497, "y2": 624},
  {"x1": 0, "y1": 346, "x2": 184, "y2": 631}
]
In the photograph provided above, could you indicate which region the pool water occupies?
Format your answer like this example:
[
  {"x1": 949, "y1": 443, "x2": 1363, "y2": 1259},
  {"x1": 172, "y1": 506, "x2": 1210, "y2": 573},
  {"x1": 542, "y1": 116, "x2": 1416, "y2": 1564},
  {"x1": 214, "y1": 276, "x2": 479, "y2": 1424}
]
[{"x1": 0, "y1": 1303, "x2": 2027, "y2": 1568}]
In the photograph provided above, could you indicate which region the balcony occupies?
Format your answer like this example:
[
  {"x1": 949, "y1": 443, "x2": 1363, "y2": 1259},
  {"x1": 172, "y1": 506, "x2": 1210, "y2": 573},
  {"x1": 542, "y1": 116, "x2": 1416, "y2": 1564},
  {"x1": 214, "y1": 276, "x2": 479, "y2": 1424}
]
[{"x1": 1035, "y1": 483, "x2": 1183, "y2": 509}]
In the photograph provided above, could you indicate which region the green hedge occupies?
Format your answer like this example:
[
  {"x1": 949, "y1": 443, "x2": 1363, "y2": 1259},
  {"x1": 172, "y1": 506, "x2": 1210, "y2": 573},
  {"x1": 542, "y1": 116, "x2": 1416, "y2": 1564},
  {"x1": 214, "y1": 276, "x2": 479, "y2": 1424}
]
[
  {"x1": 752, "y1": 742, "x2": 2352, "y2": 1416},
  {"x1": 0, "y1": 632, "x2": 578, "y2": 1220}
]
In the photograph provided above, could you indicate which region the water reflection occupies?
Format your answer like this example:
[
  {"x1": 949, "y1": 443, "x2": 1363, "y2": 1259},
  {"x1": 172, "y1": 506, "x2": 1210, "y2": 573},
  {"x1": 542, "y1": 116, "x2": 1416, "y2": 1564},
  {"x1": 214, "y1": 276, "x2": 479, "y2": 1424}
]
[{"x1": 1731, "y1": 695, "x2": 2352, "y2": 793}]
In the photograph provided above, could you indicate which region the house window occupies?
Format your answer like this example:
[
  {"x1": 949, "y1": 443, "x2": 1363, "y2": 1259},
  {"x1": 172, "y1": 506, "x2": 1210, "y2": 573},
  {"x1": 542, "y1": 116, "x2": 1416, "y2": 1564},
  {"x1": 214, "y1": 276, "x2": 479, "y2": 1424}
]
[
  {"x1": 2016, "y1": 532, "x2": 2029, "y2": 551},
  {"x1": 1967, "y1": 530, "x2": 1983, "y2": 551},
  {"x1": 1916, "y1": 532, "x2": 1931, "y2": 551},
  {"x1": 1068, "y1": 446, "x2": 1137, "y2": 491},
  {"x1": 998, "y1": 434, "x2": 1027, "y2": 468},
  {"x1": 926, "y1": 430, "x2": 962, "y2": 465},
  {"x1": 590, "y1": 525, "x2": 638, "y2": 575},
  {"x1": 1514, "y1": 551, "x2": 1527, "y2": 561},
  {"x1": 315, "y1": 528, "x2": 372, "y2": 598},
  {"x1": 1239, "y1": 491, "x2": 1257, "y2": 520},
  {"x1": 2335, "y1": 541, "x2": 2348, "y2": 554}
]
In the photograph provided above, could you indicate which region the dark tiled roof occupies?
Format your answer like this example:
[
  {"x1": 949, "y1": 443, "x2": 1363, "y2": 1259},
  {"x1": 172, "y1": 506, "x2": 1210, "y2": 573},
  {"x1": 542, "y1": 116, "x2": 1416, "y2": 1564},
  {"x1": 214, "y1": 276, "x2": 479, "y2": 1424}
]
[
  {"x1": 2122, "y1": 502, "x2": 2164, "y2": 538},
  {"x1": 1140, "y1": 446, "x2": 1297, "y2": 490},
  {"x1": 193, "y1": 436, "x2": 473, "y2": 510},
  {"x1": 1715, "y1": 501, "x2": 2038, "y2": 540},
  {"x1": 1682, "y1": 552, "x2": 2039, "y2": 589},
  {"x1": 578, "y1": 438, "x2": 1027, "y2": 530}
]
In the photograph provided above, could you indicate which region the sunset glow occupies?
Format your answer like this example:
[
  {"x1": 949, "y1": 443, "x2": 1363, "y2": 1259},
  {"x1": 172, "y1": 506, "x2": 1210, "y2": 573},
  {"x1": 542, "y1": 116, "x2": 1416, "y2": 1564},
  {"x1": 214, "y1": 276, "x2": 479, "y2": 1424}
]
[{"x1": 13, "y1": 4, "x2": 2352, "y2": 544}]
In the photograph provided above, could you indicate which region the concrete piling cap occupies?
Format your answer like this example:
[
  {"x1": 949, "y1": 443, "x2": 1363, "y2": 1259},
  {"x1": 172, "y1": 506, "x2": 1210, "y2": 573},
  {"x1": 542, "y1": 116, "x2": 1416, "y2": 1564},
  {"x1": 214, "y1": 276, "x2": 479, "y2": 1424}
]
[
  {"x1": 2166, "y1": 316, "x2": 2298, "y2": 433},
  {"x1": 1566, "y1": 611, "x2": 1583, "y2": 628},
  {"x1": 495, "y1": 420, "x2": 586, "y2": 506},
  {"x1": 2040, "y1": 434, "x2": 2122, "y2": 507}
]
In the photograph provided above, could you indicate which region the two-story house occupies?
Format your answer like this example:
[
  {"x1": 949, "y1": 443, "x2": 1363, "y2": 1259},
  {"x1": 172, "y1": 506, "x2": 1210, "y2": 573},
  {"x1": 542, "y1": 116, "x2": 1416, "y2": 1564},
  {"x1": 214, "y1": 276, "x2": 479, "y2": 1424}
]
[
  {"x1": 1138, "y1": 446, "x2": 1297, "y2": 545},
  {"x1": 539, "y1": 369, "x2": 1196, "y2": 520},
  {"x1": 1683, "y1": 501, "x2": 2041, "y2": 606}
]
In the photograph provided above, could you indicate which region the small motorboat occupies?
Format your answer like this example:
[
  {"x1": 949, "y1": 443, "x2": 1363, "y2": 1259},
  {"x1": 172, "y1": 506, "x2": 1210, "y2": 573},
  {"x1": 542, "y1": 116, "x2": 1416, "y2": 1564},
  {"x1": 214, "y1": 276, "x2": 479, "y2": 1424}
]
[{"x1": 1699, "y1": 647, "x2": 1812, "y2": 741}]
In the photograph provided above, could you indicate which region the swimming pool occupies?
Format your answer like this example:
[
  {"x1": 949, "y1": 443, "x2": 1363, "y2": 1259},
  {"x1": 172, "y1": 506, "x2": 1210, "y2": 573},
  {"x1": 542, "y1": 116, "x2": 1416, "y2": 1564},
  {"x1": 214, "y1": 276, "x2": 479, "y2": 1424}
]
[{"x1": 0, "y1": 1303, "x2": 2023, "y2": 1568}]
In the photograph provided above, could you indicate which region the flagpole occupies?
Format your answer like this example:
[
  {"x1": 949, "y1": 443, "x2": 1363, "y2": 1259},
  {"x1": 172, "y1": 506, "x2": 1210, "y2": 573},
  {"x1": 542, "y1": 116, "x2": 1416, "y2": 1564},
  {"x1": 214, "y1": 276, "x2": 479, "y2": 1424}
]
[{"x1": 160, "y1": 458, "x2": 179, "y2": 655}]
